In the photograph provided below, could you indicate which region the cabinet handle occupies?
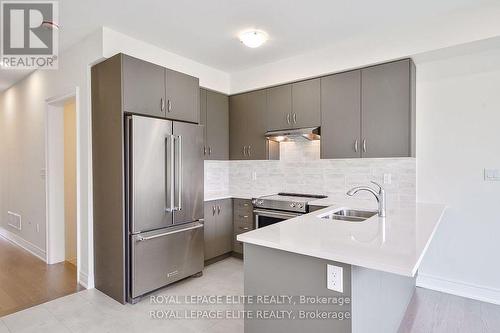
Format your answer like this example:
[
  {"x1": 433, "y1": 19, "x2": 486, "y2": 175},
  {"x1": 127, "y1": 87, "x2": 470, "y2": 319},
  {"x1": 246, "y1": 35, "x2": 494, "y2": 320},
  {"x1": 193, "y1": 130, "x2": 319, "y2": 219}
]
[
  {"x1": 217, "y1": 205, "x2": 221, "y2": 215},
  {"x1": 363, "y1": 139, "x2": 367, "y2": 153},
  {"x1": 167, "y1": 99, "x2": 172, "y2": 112},
  {"x1": 243, "y1": 146, "x2": 247, "y2": 156},
  {"x1": 293, "y1": 113, "x2": 297, "y2": 124},
  {"x1": 209, "y1": 147, "x2": 212, "y2": 155},
  {"x1": 248, "y1": 145, "x2": 251, "y2": 157},
  {"x1": 239, "y1": 227, "x2": 251, "y2": 231},
  {"x1": 239, "y1": 215, "x2": 249, "y2": 219},
  {"x1": 212, "y1": 205, "x2": 216, "y2": 216},
  {"x1": 203, "y1": 146, "x2": 206, "y2": 155},
  {"x1": 286, "y1": 113, "x2": 291, "y2": 124},
  {"x1": 354, "y1": 140, "x2": 359, "y2": 153},
  {"x1": 161, "y1": 98, "x2": 165, "y2": 111}
]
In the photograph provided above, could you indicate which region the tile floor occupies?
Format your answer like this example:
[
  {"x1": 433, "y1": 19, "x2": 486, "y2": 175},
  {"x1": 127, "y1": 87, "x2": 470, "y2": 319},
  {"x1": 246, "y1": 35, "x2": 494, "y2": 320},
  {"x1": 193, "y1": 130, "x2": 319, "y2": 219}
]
[{"x1": 1, "y1": 257, "x2": 500, "y2": 333}]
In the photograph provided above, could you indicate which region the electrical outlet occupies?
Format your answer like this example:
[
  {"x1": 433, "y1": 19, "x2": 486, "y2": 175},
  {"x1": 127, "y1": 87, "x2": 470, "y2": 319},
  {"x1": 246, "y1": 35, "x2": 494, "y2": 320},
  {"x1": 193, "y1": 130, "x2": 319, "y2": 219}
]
[
  {"x1": 327, "y1": 264, "x2": 343, "y2": 293},
  {"x1": 383, "y1": 173, "x2": 392, "y2": 184},
  {"x1": 484, "y1": 169, "x2": 500, "y2": 181},
  {"x1": 252, "y1": 171, "x2": 257, "y2": 181}
]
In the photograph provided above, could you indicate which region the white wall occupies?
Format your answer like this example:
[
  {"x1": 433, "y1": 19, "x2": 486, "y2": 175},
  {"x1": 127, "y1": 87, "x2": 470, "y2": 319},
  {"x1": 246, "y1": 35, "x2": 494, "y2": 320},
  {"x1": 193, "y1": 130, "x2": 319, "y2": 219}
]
[
  {"x1": 102, "y1": 28, "x2": 231, "y2": 94},
  {"x1": 229, "y1": 1, "x2": 500, "y2": 93},
  {"x1": 416, "y1": 44, "x2": 500, "y2": 304}
]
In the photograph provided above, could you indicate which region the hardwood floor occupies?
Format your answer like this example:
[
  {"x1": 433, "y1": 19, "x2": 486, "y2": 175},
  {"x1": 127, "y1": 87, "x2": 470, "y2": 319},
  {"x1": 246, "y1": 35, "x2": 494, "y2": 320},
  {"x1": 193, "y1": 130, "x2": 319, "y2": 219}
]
[
  {"x1": 399, "y1": 287, "x2": 500, "y2": 332},
  {"x1": 0, "y1": 235, "x2": 83, "y2": 317}
]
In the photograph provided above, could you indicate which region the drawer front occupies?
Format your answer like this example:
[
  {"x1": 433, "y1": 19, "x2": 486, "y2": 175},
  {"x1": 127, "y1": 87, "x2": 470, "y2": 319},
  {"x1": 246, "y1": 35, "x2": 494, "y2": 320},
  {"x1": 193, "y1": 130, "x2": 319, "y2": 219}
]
[
  {"x1": 131, "y1": 222, "x2": 204, "y2": 298},
  {"x1": 234, "y1": 211, "x2": 253, "y2": 227},
  {"x1": 233, "y1": 198, "x2": 253, "y2": 213}
]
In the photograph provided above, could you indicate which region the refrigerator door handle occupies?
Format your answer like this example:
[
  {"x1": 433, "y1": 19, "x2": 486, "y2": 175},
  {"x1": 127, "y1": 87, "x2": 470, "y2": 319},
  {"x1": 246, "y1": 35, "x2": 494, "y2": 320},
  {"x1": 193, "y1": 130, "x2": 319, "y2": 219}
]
[
  {"x1": 165, "y1": 135, "x2": 175, "y2": 212},
  {"x1": 174, "y1": 135, "x2": 183, "y2": 211},
  {"x1": 136, "y1": 223, "x2": 203, "y2": 242}
]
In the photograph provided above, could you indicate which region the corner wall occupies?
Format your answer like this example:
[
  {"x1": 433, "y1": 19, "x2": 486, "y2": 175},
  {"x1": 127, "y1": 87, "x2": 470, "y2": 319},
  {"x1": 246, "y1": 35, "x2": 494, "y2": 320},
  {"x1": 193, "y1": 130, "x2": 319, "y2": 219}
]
[{"x1": 416, "y1": 43, "x2": 500, "y2": 304}]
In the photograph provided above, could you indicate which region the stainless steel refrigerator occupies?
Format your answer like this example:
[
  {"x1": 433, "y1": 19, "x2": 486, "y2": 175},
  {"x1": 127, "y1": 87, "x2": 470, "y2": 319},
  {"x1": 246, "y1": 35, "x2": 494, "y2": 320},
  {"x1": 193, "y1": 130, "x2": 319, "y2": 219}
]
[{"x1": 125, "y1": 115, "x2": 204, "y2": 302}]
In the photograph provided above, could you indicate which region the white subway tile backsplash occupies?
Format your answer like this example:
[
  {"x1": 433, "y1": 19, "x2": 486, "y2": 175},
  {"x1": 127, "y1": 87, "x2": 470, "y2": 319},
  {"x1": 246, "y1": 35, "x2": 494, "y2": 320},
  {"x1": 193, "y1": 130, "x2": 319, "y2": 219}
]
[{"x1": 205, "y1": 142, "x2": 416, "y2": 204}]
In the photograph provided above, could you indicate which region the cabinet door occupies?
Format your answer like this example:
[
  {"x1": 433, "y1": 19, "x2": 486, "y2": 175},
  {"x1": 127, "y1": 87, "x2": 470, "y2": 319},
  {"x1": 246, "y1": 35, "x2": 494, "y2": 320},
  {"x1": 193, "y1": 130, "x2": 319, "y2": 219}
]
[
  {"x1": 229, "y1": 94, "x2": 248, "y2": 160},
  {"x1": 320, "y1": 71, "x2": 362, "y2": 159},
  {"x1": 199, "y1": 89, "x2": 208, "y2": 158},
  {"x1": 267, "y1": 84, "x2": 292, "y2": 130},
  {"x1": 122, "y1": 55, "x2": 165, "y2": 117},
  {"x1": 166, "y1": 69, "x2": 200, "y2": 123},
  {"x1": 216, "y1": 199, "x2": 233, "y2": 255},
  {"x1": 206, "y1": 90, "x2": 229, "y2": 160},
  {"x1": 361, "y1": 60, "x2": 411, "y2": 157},
  {"x1": 245, "y1": 90, "x2": 268, "y2": 160},
  {"x1": 203, "y1": 201, "x2": 217, "y2": 260},
  {"x1": 292, "y1": 78, "x2": 321, "y2": 128}
]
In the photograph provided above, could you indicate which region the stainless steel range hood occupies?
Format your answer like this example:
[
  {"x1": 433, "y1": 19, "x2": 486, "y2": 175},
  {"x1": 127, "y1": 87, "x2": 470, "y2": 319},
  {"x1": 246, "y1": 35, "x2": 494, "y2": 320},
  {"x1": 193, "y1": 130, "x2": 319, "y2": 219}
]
[{"x1": 265, "y1": 127, "x2": 320, "y2": 142}]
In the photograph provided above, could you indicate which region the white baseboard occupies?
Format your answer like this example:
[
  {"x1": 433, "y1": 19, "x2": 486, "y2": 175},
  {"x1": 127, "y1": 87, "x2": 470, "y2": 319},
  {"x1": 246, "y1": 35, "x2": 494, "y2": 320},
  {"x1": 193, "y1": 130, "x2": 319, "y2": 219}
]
[
  {"x1": 78, "y1": 270, "x2": 94, "y2": 289},
  {"x1": 0, "y1": 226, "x2": 46, "y2": 262},
  {"x1": 417, "y1": 273, "x2": 500, "y2": 305}
]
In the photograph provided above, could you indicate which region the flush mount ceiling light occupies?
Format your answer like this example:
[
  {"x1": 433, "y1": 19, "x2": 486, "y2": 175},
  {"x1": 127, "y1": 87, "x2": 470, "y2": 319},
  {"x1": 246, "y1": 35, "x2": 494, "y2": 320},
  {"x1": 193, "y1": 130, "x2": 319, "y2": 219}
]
[{"x1": 239, "y1": 30, "x2": 268, "y2": 48}]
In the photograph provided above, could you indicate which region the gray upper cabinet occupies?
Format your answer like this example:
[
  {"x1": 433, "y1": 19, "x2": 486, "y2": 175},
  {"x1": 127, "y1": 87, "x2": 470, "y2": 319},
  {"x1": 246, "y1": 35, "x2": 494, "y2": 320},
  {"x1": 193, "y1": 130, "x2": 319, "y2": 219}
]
[
  {"x1": 361, "y1": 59, "x2": 413, "y2": 158},
  {"x1": 229, "y1": 90, "x2": 268, "y2": 160},
  {"x1": 122, "y1": 55, "x2": 166, "y2": 117},
  {"x1": 206, "y1": 90, "x2": 229, "y2": 160},
  {"x1": 321, "y1": 70, "x2": 362, "y2": 159},
  {"x1": 245, "y1": 90, "x2": 268, "y2": 160},
  {"x1": 166, "y1": 69, "x2": 200, "y2": 123},
  {"x1": 199, "y1": 88, "x2": 207, "y2": 150},
  {"x1": 291, "y1": 78, "x2": 321, "y2": 128},
  {"x1": 229, "y1": 94, "x2": 247, "y2": 160},
  {"x1": 266, "y1": 84, "x2": 292, "y2": 131}
]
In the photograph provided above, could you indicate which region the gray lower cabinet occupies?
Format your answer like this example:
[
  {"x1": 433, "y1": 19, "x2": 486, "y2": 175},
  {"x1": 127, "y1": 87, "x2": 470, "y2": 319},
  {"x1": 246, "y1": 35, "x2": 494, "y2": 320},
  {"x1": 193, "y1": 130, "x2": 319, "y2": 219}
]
[
  {"x1": 321, "y1": 59, "x2": 415, "y2": 159},
  {"x1": 204, "y1": 199, "x2": 233, "y2": 260},
  {"x1": 291, "y1": 78, "x2": 321, "y2": 128},
  {"x1": 200, "y1": 89, "x2": 229, "y2": 160},
  {"x1": 320, "y1": 70, "x2": 362, "y2": 159},
  {"x1": 229, "y1": 90, "x2": 270, "y2": 160},
  {"x1": 122, "y1": 54, "x2": 166, "y2": 118},
  {"x1": 166, "y1": 69, "x2": 200, "y2": 123},
  {"x1": 361, "y1": 59, "x2": 414, "y2": 158},
  {"x1": 233, "y1": 198, "x2": 254, "y2": 255}
]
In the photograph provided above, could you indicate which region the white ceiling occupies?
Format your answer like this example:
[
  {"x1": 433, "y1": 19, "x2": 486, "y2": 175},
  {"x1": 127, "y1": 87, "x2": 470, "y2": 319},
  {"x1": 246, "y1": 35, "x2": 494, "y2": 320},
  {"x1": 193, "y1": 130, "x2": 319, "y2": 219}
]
[{"x1": 0, "y1": 0, "x2": 497, "y2": 91}]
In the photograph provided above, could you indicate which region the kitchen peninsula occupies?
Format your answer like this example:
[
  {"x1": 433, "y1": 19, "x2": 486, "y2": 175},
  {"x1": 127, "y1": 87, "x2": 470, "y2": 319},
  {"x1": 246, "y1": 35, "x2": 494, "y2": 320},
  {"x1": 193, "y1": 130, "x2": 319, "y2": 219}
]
[{"x1": 238, "y1": 200, "x2": 446, "y2": 333}]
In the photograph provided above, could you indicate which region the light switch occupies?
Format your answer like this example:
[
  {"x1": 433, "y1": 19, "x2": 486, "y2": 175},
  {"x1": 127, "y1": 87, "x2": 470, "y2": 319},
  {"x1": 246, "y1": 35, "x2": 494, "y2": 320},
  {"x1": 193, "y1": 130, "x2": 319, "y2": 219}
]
[
  {"x1": 383, "y1": 173, "x2": 392, "y2": 185},
  {"x1": 327, "y1": 264, "x2": 343, "y2": 293},
  {"x1": 484, "y1": 169, "x2": 500, "y2": 181}
]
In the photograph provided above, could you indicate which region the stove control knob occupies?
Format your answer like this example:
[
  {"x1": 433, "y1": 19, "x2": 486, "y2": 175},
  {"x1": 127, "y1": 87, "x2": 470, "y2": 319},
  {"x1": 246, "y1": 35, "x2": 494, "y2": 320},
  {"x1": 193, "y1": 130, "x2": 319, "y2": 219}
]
[
  {"x1": 290, "y1": 203, "x2": 296, "y2": 208},
  {"x1": 252, "y1": 199, "x2": 257, "y2": 205},
  {"x1": 258, "y1": 200, "x2": 264, "y2": 205},
  {"x1": 297, "y1": 203, "x2": 304, "y2": 209}
]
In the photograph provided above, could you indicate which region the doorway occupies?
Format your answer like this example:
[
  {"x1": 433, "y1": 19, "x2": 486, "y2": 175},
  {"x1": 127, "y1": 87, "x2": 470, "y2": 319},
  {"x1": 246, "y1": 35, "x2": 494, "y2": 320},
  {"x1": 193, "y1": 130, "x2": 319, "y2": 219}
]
[{"x1": 45, "y1": 90, "x2": 81, "y2": 284}]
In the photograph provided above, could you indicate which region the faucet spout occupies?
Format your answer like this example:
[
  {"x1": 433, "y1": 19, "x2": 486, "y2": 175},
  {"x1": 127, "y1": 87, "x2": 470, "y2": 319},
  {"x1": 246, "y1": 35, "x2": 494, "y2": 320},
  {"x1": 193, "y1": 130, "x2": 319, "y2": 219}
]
[{"x1": 346, "y1": 181, "x2": 386, "y2": 217}]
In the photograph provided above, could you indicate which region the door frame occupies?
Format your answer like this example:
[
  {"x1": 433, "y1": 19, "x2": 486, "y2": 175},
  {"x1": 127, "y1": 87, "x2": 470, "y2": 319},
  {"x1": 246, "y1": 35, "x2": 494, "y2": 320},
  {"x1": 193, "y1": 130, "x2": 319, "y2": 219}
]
[{"x1": 44, "y1": 87, "x2": 81, "y2": 284}]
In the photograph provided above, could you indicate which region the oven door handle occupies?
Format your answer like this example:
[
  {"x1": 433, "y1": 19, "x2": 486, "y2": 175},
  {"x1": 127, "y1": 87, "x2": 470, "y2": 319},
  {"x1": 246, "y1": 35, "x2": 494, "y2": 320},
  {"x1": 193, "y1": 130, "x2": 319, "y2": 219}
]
[{"x1": 253, "y1": 209, "x2": 301, "y2": 220}]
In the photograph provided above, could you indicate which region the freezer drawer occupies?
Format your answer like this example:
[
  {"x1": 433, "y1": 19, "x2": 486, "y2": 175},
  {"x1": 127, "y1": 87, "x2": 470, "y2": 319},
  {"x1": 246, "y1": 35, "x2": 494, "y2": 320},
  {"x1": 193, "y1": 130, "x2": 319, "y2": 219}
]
[{"x1": 130, "y1": 222, "x2": 204, "y2": 299}]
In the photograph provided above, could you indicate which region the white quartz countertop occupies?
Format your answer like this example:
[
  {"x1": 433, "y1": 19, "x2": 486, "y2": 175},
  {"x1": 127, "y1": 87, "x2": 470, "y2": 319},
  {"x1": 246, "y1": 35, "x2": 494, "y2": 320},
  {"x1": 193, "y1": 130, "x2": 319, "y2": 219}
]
[{"x1": 237, "y1": 201, "x2": 446, "y2": 277}]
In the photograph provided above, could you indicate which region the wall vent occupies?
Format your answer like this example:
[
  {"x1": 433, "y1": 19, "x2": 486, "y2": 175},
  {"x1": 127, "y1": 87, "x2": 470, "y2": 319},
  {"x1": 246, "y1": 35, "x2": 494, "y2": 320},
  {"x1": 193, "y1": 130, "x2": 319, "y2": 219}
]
[{"x1": 7, "y1": 211, "x2": 22, "y2": 230}]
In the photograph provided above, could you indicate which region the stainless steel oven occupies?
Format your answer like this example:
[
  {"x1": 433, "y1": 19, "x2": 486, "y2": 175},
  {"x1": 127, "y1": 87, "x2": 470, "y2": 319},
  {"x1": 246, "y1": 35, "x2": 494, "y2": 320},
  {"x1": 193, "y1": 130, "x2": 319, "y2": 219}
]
[
  {"x1": 254, "y1": 209, "x2": 301, "y2": 229},
  {"x1": 252, "y1": 192, "x2": 327, "y2": 229}
]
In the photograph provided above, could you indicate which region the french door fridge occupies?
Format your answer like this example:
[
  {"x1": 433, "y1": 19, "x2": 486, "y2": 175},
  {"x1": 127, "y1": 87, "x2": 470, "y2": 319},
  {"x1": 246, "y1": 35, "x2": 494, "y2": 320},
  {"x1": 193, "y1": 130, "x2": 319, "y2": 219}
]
[{"x1": 125, "y1": 115, "x2": 204, "y2": 301}]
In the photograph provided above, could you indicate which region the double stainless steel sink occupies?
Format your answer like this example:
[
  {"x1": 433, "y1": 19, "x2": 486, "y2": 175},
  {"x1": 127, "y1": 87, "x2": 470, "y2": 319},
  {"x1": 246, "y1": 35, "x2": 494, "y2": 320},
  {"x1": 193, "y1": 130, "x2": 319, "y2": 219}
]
[{"x1": 319, "y1": 209, "x2": 377, "y2": 222}]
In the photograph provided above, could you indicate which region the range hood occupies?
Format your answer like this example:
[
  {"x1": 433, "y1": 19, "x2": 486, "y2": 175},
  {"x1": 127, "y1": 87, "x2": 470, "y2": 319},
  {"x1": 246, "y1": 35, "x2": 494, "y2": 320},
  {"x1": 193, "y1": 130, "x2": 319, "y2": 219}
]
[{"x1": 265, "y1": 127, "x2": 320, "y2": 142}]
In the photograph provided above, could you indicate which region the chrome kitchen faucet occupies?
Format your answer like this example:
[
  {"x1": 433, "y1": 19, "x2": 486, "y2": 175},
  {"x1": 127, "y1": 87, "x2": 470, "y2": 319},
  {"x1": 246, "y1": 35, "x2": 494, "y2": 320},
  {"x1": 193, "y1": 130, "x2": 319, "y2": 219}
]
[{"x1": 347, "y1": 181, "x2": 386, "y2": 217}]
